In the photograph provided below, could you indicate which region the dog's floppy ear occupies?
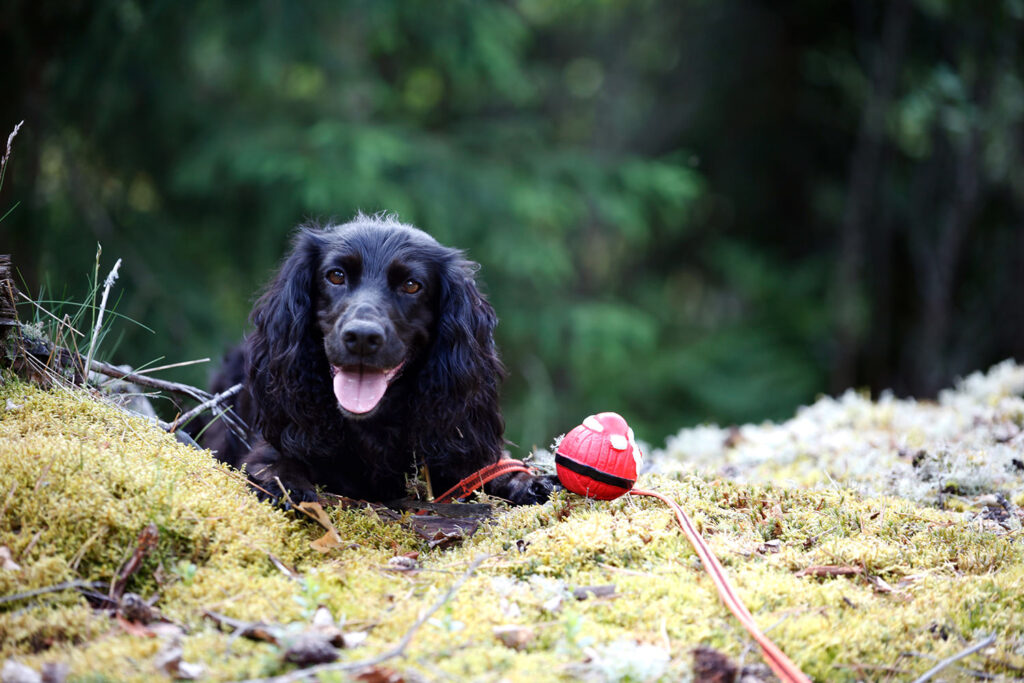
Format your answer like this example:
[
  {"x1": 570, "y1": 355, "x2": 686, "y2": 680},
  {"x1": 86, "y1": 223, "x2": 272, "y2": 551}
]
[
  {"x1": 247, "y1": 228, "x2": 326, "y2": 422},
  {"x1": 419, "y1": 256, "x2": 505, "y2": 436}
]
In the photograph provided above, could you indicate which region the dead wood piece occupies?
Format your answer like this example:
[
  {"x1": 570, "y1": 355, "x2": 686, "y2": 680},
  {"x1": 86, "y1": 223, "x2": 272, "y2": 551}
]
[
  {"x1": 317, "y1": 494, "x2": 488, "y2": 543},
  {"x1": 0, "y1": 255, "x2": 16, "y2": 342},
  {"x1": 794, "y1": 565, "x2": 863, "y2": 578},
  {"x1": 110, "y1": 523, "x2": 158, "y2": 599},
  {"x1": 385, "y1": 498, "x2": 493, "y2": 519}
]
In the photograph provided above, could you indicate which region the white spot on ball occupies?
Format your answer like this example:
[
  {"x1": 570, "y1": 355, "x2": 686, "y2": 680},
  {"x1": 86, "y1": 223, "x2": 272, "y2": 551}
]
[
  {"x1": 609, "y1": 434, "x2": 628, "y2": 450},
  {"x1": 583, "y1": 416, "x2": 604, "y2": 433}
]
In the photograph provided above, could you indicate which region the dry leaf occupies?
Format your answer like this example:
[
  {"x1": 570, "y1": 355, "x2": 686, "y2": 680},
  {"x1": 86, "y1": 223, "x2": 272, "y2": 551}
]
[
  {"x1": 427, "y1": 529, "x2": 464, "y2": 550},
  {"x1": 296, "y1": 501, "x2": 347, "y2": 553},
  {"x1": 354, "y1": 666, "x2": 405, "y2": 683}
]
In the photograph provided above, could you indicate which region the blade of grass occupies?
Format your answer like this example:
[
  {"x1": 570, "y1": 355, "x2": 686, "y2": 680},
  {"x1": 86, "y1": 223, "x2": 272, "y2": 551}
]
[
  {"x1": 20, "y1": 300, "x2": 155, "y2": 333},
  {"x1": 0, "y1": 201, "x2": 20, "y2": 223},
  {"x1": 82, "y1": 257, "x2": 121, "y2": 385}
]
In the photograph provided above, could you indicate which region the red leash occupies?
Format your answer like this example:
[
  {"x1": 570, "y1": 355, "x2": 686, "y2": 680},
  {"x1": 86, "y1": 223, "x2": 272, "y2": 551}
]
[
  {"x1": 630, "y1": 488, "x2": 809, "y2": 683},
  {"x1": 433, "y1": 458, "x2": 534, "y2": 503},
  {"x1": 430, "y1": 452, "x2": 809, "y2": 681}
]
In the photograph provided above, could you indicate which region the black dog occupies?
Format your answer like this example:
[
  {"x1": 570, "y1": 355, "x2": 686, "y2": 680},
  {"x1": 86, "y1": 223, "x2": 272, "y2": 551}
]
[{"x1": 201, "y1": 214, "x2": 555, "y2": 506}]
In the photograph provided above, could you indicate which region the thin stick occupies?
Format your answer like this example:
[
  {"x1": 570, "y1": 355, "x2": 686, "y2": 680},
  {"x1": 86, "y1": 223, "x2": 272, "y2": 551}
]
[
  {"x1": 167, "y1": 383, "x2": 243, "y2": 431},
  {"x1": 17, "y1": 291, "x2": 86, "y2": 337},
  {"x1": 89, "y1": 358, "x2": 210, "y2": 400},
  {"x1": 909, "y1": 633, "x2": 997, "y2": 683},
  {"x1": 0, "y1": 579, "x2": 108, "y2": 606},
  {"x1": 120, "y1": 357, "x2": 211, "y2": 377},
  {"x1": 241, "y1": 554, "x2": 489, "y2": 683},
  {"x1": 82, "y1": 257, "x2": 121, "y2": 381}
]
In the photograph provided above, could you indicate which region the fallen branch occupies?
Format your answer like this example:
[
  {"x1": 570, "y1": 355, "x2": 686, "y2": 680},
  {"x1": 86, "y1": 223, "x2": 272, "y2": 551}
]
[
  {"x1": 90, "y1": 358, "x2": 210, "y2": 400},
  {"x1": 909, "y1": 633, "x2": 997, "y2": 683},
  {"x1": 168, "y1": 383, "x2": 242, "y2": 431},
  {"x1": 242, "y1": 554, "x2": 489, "y2": 683}
]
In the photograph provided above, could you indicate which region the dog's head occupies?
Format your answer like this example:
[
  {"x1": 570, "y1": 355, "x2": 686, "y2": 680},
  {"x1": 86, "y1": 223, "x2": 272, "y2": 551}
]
[
  {"x1": 248, "y1": 215, "x2": 501, "y2": 425},
  {"x1": 315, "y1": 220, "x2": 442, "y2": 416}
]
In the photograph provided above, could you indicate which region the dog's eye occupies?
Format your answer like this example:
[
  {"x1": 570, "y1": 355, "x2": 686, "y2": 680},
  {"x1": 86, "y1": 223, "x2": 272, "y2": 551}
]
[
  {"x1": 326, "y1": 269, "x2": 346, "y2": 286},
  {"x1": 402, "y1": 279, "x2": 422, "y2": 294}
]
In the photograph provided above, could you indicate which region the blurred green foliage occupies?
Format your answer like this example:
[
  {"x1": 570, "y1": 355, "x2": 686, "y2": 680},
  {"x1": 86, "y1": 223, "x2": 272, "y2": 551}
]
[{"x1": 1, "y1": 0, "x2": 1023, "y2": 449}]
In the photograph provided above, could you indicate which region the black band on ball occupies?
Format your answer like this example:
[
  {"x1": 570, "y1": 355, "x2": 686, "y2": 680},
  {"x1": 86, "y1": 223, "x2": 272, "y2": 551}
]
[{"x1": 555, "y1": 452, "x2": 634, "y2": 490}]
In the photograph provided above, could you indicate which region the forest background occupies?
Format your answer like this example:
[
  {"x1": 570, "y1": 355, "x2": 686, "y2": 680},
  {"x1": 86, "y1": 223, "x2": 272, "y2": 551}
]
[{"x1": 2, "y1": 0, "x2": 1023, "y2": 452}]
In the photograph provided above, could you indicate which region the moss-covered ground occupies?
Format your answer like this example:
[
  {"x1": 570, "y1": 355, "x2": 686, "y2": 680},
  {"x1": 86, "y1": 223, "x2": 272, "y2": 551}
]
[{"x1": 2, "y1": 377, "x2": 1023, "y2": 681}]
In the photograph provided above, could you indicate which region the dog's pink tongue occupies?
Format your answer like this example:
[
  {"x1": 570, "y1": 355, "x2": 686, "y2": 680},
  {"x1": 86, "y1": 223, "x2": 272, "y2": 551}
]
[{"x1": 333, "y1": 366, "x2": 388, "y2": 414}]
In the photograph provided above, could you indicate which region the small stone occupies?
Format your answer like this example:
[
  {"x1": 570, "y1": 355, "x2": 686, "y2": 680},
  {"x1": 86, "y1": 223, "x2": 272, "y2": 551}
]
[
  {"x1": 387, "y1": 556, "x2": 419, "y2": 571},
  {"x1": 154, "y1": 642, "x2": 204, "y2": 680},
  {"x1": 341, "y1": 631, "x2": 368, "y2": 649},
  {"x1": 284, "y1": 634, "x2": 339, "y2": 666},
  {"x1": 311, "y1": 605, "x2": 335, "y2": 628},
  {"x1": 493, "y1": 625, "x2": 535, "y2": 651},
  {"x1": 40, "y1": 662, "x2": 68, "y2": 683},
  {"x1": 2, "y1": 660, "x2": 41, "y2": 683},
  {"x1": 541, "y1": 595, "x2": 562, "y2": 614}
]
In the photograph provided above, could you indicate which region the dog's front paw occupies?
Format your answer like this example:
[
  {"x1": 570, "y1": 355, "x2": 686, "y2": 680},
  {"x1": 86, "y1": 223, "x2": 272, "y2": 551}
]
[
  {"x1": 503, "y1": 473, "x2": 560, "y2": 505},
  {"x1": 256, "y1": 475, "x2": 319, "y2": 509},
  {"x1": 241, "y1": 441, "x2": 319, "y2": 509}
]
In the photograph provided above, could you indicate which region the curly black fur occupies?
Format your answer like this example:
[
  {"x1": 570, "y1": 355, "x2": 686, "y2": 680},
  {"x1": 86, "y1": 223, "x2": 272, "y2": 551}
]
[{"x1": 200, "y1": 215, "x2": 555, "y2": 506}]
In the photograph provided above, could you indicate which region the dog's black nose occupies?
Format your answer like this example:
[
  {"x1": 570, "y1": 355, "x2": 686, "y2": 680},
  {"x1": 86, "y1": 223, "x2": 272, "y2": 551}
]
[{"x1": 342, "y1": 320, "x2": 385, "y2": 357}]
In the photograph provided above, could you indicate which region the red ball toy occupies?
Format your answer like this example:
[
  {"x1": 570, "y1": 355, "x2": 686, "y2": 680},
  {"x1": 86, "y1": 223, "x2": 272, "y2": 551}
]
[{"x1": 555, "y1": 412, "x2": 643, "y2": 500}]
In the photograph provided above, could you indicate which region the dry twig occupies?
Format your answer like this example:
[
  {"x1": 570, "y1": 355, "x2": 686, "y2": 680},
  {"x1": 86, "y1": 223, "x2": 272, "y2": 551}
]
[
  {"x1": 168, "y1": 383, "x2": 242, "y2": 431},
  {"x1": 909, "y1": 633, "x2": 997, "y2": 683},
  {"x1": 0, "y1": 579, "x2": 107, "y2": 606}
]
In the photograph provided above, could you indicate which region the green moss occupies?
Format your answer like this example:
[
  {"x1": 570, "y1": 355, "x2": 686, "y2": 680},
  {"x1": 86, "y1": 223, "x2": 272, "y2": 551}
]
[{"x1": 2, "y1": 378, "x2": 1024, "y2": 681}]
